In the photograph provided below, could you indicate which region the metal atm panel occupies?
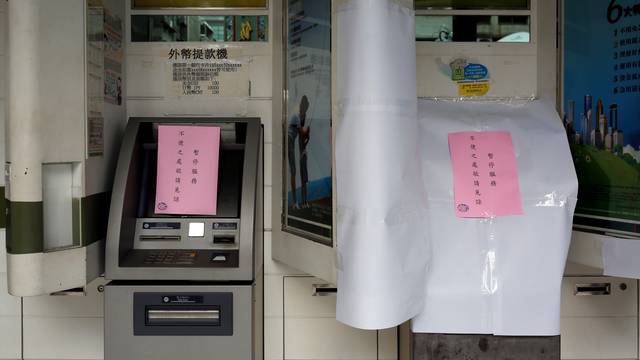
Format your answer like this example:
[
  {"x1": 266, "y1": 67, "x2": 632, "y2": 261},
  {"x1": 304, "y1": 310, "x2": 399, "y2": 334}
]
[
  {"x1": 105, "y1": 284, "x2": 260, "y2": 360},
  {"x1": 105, "y1": 118, "x2": 262, "y2": 282},
  {"x1": 104, "y1": 117, "x2": 263, "y2": 360}
]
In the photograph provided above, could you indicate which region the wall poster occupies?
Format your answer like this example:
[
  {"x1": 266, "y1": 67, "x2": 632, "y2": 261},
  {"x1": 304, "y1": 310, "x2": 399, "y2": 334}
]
[
  {"x1": 564, "y1": 0, "x2": 640, "y2": 236},
  {"x1": 283, "y1": 0, "x2": 332, "y2": 244},
  {"x1": 87, "y1": 4, "x2": 105, "y2": 157},
  {"x1": 104, "y1": 8, "x2": 123, "y2": 105}
]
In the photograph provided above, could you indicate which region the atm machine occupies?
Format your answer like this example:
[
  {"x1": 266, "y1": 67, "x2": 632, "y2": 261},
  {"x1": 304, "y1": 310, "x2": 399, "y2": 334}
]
[{"x1": 104, "y1": 117, "x2": 263, "y2": 360}]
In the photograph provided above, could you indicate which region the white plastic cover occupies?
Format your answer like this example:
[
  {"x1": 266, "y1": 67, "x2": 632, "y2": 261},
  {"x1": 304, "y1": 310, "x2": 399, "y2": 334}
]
[
  {"x1": 335, "y1": 0, "x2": 429, "y2": 329},
  {"x1": 603, "y1": 238, "x2": 640, "y2": 279},
  {"x1": 412, "y1": 99, "x2": 579, "y2": 335}
]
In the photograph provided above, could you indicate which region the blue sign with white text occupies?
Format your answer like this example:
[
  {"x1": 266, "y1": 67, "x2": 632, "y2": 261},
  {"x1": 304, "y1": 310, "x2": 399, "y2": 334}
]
[{"x1": 464, "y1": 63, "x2": 489, "y2": 81}]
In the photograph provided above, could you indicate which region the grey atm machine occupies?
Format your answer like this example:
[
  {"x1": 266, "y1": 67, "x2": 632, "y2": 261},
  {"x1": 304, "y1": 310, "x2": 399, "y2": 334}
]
[{"x1": 104, "y1": 118, "x2": 263, "y2": 360}]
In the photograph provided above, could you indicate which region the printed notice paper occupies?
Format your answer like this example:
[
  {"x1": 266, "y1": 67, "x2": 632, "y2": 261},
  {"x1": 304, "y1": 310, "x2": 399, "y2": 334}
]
[
  {"x1": 155, "y1": 125, "x2": 221, "y2": 215},
  {"x1": 448, "y1": 131, "x2": 523, "y2": 218}
]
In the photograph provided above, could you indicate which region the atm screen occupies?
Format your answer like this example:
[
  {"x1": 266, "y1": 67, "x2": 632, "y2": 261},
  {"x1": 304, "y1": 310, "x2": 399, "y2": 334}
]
[{"x1": 135, "y1": 121, "x2": 245, "y2": 219}]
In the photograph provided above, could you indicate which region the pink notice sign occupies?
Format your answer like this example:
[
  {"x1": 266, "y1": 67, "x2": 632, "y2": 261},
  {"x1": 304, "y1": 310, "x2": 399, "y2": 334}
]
[
  {"x1": 448, "y1": 131, "x2": 523, "y2": 218},
  {"x1": 155, "y1": 125, "x2": 221, "y2": 215}
]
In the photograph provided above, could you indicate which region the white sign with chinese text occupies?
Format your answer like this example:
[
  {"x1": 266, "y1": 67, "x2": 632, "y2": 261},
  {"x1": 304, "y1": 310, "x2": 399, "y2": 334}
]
[{"x1": 166, "y1": 47, "x2": 250, "y2": 97}]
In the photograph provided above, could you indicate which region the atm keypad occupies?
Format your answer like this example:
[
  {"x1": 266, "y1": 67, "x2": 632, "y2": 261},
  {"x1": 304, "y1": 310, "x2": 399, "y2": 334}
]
[{"x1": 143, "y1": 251, "x2": 198, "y2": 265}]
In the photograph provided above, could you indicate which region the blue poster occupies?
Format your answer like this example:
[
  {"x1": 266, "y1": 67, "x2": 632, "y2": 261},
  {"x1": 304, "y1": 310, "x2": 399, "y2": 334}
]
[
  {"x1": 564, "y1": 0, "x2": 640, "y2": 235},
  {"x1": 284, "y1": 0, "x2": 332, "y2": 243}
]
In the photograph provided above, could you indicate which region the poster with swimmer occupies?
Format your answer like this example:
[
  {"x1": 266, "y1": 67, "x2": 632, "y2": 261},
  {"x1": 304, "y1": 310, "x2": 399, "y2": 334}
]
[{"x1": 284, "y1": 0, "x2": 333, "y2": 243}]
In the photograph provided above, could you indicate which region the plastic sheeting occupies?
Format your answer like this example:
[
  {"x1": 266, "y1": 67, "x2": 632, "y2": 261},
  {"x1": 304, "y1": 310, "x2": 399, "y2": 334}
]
[
  {"x1": 603, "y1": 238, "x2": 640, "y2": 279},
  {"x1": 412, "y1": 99, "x2": 578, "y2": 335},
  {"x1": 335, "y1": 0, "x2": 429, "y2": 329},
  {"x1": 334, "y1": 0, "x2": 577, "y2": 335}
]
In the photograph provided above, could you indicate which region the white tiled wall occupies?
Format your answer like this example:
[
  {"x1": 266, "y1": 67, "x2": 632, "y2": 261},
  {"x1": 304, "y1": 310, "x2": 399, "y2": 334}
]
[
  {"x1": 22, "y1": 279, "x2": 105, "y2": 360},
  {"x1": 283, "y1": 277, "x2": 378, "y2": 360},
  {"x1": 265, "y1": 235, "x2": 304, "y2": 360},
  {"x1": 561, "y1": 277, "x2": 639, "y2": 360}
]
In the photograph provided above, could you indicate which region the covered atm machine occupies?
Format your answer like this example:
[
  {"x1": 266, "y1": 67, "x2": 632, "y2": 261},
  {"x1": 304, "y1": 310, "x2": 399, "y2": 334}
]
[{"x1": 104, "y1": 118, "x2": 263, "y2": 360}]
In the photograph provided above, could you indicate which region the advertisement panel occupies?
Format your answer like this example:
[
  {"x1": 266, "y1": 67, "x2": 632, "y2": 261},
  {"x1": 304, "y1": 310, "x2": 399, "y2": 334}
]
[
  {"x1": 283, "y1": 0, "x2": 332, "y2": 243},
  {"x1": 564, "y1": 0, "x2": 640, "y2": 236}
]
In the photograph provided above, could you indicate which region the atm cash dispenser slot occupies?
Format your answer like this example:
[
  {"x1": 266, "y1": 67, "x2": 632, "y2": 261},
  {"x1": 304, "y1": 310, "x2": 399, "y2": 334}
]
[
  {"x1": 146, "y1": 308, "x2": 220, "y2": 326},
  {"x1": 134, "y1": 292, "x2": 233, "y2": 336}
]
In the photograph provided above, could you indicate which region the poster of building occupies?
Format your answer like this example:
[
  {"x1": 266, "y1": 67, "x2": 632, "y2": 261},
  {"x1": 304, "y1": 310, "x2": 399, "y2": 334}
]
[
  {"x1": 564, "y1": 0, "x2": 640, "y2": 236},
  {"x1": 284, "y1": 0, "x2": 332, "y2": 243}
]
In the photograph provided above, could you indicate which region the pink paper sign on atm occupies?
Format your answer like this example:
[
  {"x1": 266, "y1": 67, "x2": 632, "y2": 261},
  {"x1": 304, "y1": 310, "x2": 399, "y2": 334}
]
[
  {"x1": 155, "y1": 125, "x2": 221, "y2": 215},
  {"x1": 448, "y1": 131, "x2": 523, "y2": 218}
]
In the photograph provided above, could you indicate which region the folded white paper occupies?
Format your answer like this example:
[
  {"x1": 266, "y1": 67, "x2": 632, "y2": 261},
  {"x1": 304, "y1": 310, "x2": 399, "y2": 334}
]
[{"x1": 335, "y1": 0, "x2": 429, "y2": 330}]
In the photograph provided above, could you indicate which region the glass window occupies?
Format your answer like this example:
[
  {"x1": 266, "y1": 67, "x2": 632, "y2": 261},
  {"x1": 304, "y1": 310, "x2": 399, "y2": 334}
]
[
  {"x1": 131, "y1": 15, "x2": 268, "y2": 42},
  {"x1": 416, "y1": 15, "x2": 530, "y2": 42},
  {"x1": 415, "y1": 0, "x2": 529, "y2": 10},
  {"x1": 282, "y1": 0, "x2": 333, "y2": 245},
  {"x1": 133, "y1": 0, "x2": 267, "y2": 9}
]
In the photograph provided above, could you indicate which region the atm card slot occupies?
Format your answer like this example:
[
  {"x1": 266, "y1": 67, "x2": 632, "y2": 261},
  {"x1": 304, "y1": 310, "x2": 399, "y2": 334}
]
[
  {"x1": 139, "y1": 235, "x2": 181, "y2": 241},
  {"x1": 213, "y1": 235, "x2": 235, "y2": 244},
  {"x1": 142, "y1": 222, "x2": 181, "y2": 230},
  {"x1": 133, "y1": 292, "x2": 233, "y2": 335}
]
